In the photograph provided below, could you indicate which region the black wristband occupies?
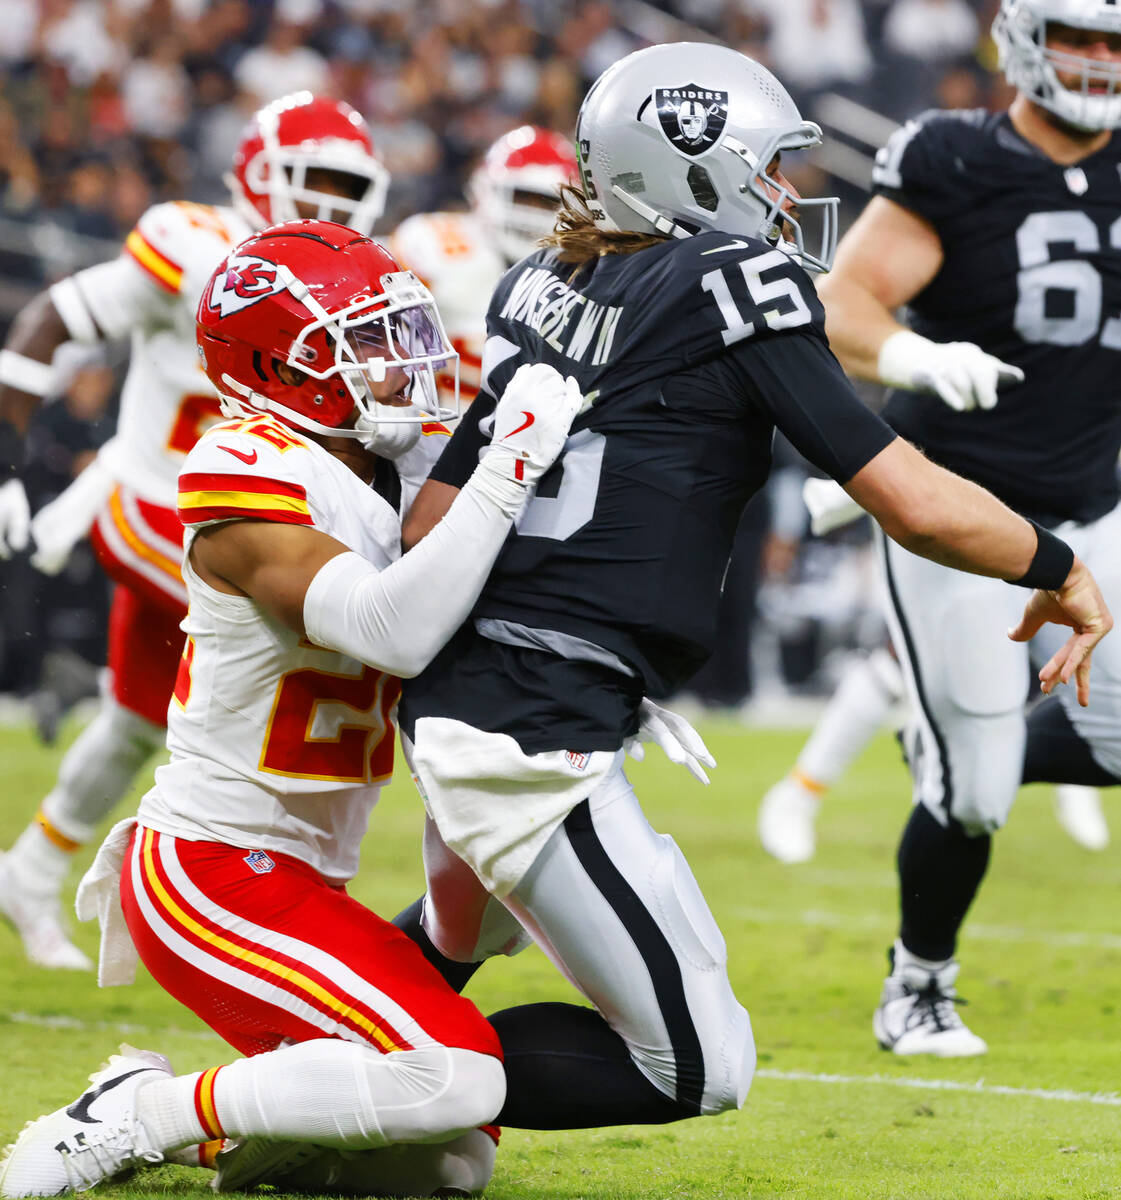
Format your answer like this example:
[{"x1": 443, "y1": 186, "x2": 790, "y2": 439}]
[
  {"x1": 1009, "y1": 520, "x2": 1074, "y2": 591},
  {"x1": 0, "y1": 420, "x2": 23, "y2": 482}
]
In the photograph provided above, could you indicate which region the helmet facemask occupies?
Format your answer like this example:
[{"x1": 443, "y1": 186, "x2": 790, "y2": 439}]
[
  {"x1": 219, "y1": 269, "x2": 459, "y2": 437},
  {"x1": 995, "y1": 0, "x2": 1121, "y2": 131},
  {"x1": 247, "y1": 141, "x2": 390, "y2": 235}
]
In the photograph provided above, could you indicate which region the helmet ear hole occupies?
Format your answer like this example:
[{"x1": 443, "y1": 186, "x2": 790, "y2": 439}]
[
  {"x1": 273, "y1": 359, "x2": 307, "y2": 386},
  {"x1": 686, "y1": 165, "x2": 719, "y2": 212}
]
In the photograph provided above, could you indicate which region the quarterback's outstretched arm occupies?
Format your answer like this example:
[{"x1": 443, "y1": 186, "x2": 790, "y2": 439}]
[
  {"x1": 846, "y1": 437, "x2": 1111, "y2": 705},
  {"x1": 193, "y1": 364, "x2": 584, "y2": 679},
  {"x1": 818, "y1": 196, "x2": 1022, "y2": 412}
]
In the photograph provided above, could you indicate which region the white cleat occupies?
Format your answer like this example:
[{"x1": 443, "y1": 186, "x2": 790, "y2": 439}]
[
  {"x1": 757, "y1": 776, "x2": 820, "y2": 864},
  {"x1": 0, "y1": 854, "x2": 92, "y2": 971},
  {"x1": 1054, "y1": 785, "x2": 1109, "y2": 852},
  {"x1": 0, "y1": 1045, "x2": 171, "y2": 1197},
  {"x1": 211, "y1": 1139, "x2": 326, "y2": 1193},
  {"x1": 873, "y1": 952, "x2": 987, "y2": 1058}
]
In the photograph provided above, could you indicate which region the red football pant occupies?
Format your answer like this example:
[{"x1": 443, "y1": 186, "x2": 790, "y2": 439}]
[{"x1": 121, "y1": 826, "x2": 501, "y2": 1061}]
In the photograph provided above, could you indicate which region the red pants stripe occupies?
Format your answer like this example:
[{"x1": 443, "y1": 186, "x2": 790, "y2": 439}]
[{"x1": 120, "y1": 826, "x2": 501, "y2": 1061}]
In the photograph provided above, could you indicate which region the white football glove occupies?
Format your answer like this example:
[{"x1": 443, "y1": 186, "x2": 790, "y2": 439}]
[
  {"x1": 485, "y1": 363, "x2": 586, "y2": 489},
  {"x1": 877, "y1": 329, "x2": 1024, "y2": 412},
  {"x1": 802, "y1": 476, "x2": 866, "y2": 537},
  {"x1": 625, "y1": 698, "x2": 716, "y2": 785},
  {"x1": 30, "y1": 451, "x2": 117, "y2": 574},
  {"x1": 0, "y1": 477, "x2": 30, "y2": 558},
  {"x1": 355, "y1": 402, "x2": 424, "y2": 462}
]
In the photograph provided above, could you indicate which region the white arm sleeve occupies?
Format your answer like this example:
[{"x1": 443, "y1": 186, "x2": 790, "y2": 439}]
[{"x1": 303, "y1": 466, "x2": 522, "y2": 678}]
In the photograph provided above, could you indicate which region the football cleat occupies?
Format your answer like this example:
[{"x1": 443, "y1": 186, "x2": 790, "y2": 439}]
[
  {"x1": 0, "y1": 853, "x2": 92, "y2": 971},
  {"x1": 0, "y1": 1046, "x2": 170, "y2": 1196},
  {"x1": 211, "y1": 1138, "x2": 326, "y2": 1193},
  {"x1": 873, "y1": 948, "x2": 987, "y2": 1058},
  {"x1": 1054, "y1": 785, "x2": 1109, "y2": 852},
  {"x1": 757, "y1": 775, "x2": 820, "y2": 864}
]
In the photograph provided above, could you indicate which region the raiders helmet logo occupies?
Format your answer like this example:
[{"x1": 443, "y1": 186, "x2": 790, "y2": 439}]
[
  {"x1": 654, "y1": 84, "x2": 729, "y2": 157},
  {"x1": 207, "y1": 254, "x2": 288, "y2": 317}
]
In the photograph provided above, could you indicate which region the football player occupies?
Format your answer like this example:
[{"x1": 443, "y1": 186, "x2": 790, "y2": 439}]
[
  {"x1": 0, "y1": 220, "x2": 585, "y2": 1199},
  {"x1": 390, "y1": 43, "x2": 1110, "y2": 1132},
  {"x1": 389, "y1": 125, "x2": 577, "y2": 408},
  {"x1": 813, "y1": 0, "x2": 1121, "y2": 1055},
  {"x1": 0, "y1": 92, "x2": 391, "y2": 969}
]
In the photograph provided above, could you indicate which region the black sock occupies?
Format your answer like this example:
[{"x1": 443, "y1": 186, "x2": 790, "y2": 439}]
[
  {"x1": 488, "y1": 1002, "x2": 697, "y2": 1129},
  {"x1": 1022, "y1": 695, "x2": 1117, "y2": 785},
  {"x1": 897, "y1": 805, "x2": 990, "y2": 962},
  {"x1": 390, "y1": 896, "x2": 483, "y2": 994}
]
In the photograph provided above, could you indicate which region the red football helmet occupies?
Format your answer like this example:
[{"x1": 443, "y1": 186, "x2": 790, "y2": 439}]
[
  {"x1": 228, "y1": 93, "x2": 390, "y2": 236},
  {"x1": 468, "y1": 125, "x2": 578, "y2": 263},
  {"x1": 196, "y1": 220, "x2": 458, "y2": 437}
]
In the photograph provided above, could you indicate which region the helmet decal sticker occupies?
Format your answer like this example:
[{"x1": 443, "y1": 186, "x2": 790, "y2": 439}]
[
  {"x1": 654, "y1": 84, "x2": 729, "y2": 157},
  {"x1": 207, "y1": 254, "x2": 288, "y2": 318}
]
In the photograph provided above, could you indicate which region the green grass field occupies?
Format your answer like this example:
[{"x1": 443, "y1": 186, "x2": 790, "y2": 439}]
[{"x1": 1, "y1": 717, "x2": 1119, "y2": 1199}]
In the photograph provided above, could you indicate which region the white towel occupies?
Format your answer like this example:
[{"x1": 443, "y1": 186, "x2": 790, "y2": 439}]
[
  {"x1": 75, "y1": 818, "x2": 139, "y2": 987},
  {"x1": 408, "y1": 717, "x2": 620, "y2": 898}
]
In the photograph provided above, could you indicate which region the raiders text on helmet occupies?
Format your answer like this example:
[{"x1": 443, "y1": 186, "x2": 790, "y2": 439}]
[
  {"x1": 994, "y1": 0, "x2": 1121, "y2": 132},
  {"x1": 228, "y1": 93, "x2": 390, "y2": 235},
  {"x1": 196, "y1": 220, "x2": 458, "y2": 438},
  {"x1": 575, "y1": 43, "x2": 838, "y2": 272}
]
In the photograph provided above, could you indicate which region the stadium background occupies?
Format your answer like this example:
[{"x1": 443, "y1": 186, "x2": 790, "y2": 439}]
[
  {"x1": 4, "y1": 8, "x2": 1121, "y2": 1197},
  {"x1": 0, "y1": 0, "x2": 1006, "y2": 720}
]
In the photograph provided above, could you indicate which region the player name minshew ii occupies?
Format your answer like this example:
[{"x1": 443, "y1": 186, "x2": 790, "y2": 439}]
[{"x1": 499, "y1": 266, "x2": 623, "y2": 365}]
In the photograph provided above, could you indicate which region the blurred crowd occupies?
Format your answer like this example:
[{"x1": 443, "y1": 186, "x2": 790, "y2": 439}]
[{"x1": 0, "y1": 0, "x2": 1008, "y2": 716}]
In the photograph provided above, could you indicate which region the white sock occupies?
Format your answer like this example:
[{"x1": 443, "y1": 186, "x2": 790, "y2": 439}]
[
  {"x1": 797, "y1": 649, "x2": 903, "y2": 789},
  {"x1": 894, "y1": 938, "x2": 951, "y2": 974},
  {"x1": 3, "y1": 823, "x2": 75, "y2": 895},
  {"x1": 138, "y1": 1041, "x2": 503, "y2": 1155}
]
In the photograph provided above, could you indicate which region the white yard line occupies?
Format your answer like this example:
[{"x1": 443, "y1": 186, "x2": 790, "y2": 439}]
[
  {"x1": 733, "y1": 906, "x2": 1121, "y2": 951},
  {"x1": 756, "y1": 1068, "x2": 1121, "y2": 1107}
]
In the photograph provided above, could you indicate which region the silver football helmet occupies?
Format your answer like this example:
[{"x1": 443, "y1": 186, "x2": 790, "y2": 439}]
[
  {"x1": 994, "y1": 0, "x2": 1121, "y2": 131},
  {"x1": 575, "y1": 42, "x2": 838, "y2": 273}
]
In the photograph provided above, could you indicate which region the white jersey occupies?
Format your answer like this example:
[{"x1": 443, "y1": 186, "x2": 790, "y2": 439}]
[
  {"x1": 389, "y1": 211, "x2": 506, "y2": 405},
  {"x1": 137, "y1": 413, "x2": 403, "y2": 883},
  {"x1": 53, "y1": 201, "x2": 255, "y2": 507}
]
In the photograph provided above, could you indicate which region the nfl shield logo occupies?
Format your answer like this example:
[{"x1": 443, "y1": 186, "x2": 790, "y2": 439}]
[
  {"x1": 565, "y1": 750, "x2": 590, "y2": 772},
  {"x1": 654, "y1": 84, "x2": 729, "y2": 157},
  {"x1": 244, "y1": 849, "x2": 275, "y2": 875}
]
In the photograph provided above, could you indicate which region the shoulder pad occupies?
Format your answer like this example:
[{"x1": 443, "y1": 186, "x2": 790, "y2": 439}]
[
  {"x1": 391, "y1": 212, "x2": 501, "y2": 287},
  {"x1": 178, "y1": 417, "x2": 316, "y2": 529},
  {"x1": 872, "y1": 108, "x2": 988, "y2": 193},
  {"x1": 127, "y1": 202, "x2": 247, "y2": 295},
  {"x1": 670, "y1": 234, "x2": 824, "y2": 343}
]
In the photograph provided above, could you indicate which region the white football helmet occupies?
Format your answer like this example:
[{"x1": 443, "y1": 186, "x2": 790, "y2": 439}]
[
  {"x1": 575, "y1": 42, "x2": 838, "y2": 273},
  {"x1": 994, "y1": 0, "x2": 1121, "y2": 131}
]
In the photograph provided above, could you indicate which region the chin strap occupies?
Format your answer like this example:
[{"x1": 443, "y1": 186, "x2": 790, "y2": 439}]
[
  {"x1": 609, "y1": 185, "x2": 693, "y2": 239},
  {"x1": 218, "y1": 373, "x2": 369, "y2": 440}
]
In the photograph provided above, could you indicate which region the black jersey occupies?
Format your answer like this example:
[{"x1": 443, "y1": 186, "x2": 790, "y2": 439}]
[
  {"x1": 873, "y1": 109, "x2": 1121, "y2": 525},
  {"x1": 418, "y1": 233, "x2": 893, "y2": 709}
]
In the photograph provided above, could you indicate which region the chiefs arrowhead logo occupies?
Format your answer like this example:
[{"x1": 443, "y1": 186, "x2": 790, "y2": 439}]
[{"x1": 207, "y1": 254, "x2": 288, "y2": 317}]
